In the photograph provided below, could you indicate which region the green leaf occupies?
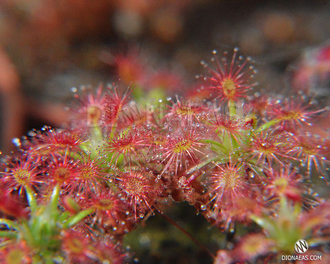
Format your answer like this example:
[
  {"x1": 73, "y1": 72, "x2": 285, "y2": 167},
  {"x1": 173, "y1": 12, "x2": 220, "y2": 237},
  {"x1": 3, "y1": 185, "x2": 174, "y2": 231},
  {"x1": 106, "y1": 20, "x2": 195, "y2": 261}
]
[
  {"x1": 0, "y1": 230, "x2": 18, "y2": 239},
  {"x1": 63, "y1": 208, "x2": 95, "y2": 229}
]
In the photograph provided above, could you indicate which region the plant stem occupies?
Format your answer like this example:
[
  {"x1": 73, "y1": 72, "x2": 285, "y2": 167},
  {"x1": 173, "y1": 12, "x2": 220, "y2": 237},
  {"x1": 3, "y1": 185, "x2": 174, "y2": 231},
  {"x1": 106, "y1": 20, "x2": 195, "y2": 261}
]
[
  {"x1": 0, "y1": 218, "x2": 18, "y2": 230},
  {"x1": 159, "y1": 212, "x2": 215, "y2": 259},
  {"x1": 228, "y1": 99, "x2": 236, "y2": 117},
  {"x1": 186, "y1": 155, "x2": 218, "y2": 175},
  {"x1": 256, "y1": 118, "x2": 280, "y2": 132},
  {"x1": 63, "y1": 208, "x2": 95, "y2": 229},
  {"x1": 25, "y1": 186, "x2": 37, "y2": 213},
  {"x1": 90, "y1": 123, "x2": 103, "y2": 158},
  {"x1": 51, "y1": 183, "x2": 60, "y2": 211}
]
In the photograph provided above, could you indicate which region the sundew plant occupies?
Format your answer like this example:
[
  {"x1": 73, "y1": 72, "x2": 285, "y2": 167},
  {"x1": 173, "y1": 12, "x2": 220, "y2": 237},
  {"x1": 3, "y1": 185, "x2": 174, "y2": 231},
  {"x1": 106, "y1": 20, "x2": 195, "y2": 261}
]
[{"x1": 0, "y1": 48, "x2": 329, "y2": 264}]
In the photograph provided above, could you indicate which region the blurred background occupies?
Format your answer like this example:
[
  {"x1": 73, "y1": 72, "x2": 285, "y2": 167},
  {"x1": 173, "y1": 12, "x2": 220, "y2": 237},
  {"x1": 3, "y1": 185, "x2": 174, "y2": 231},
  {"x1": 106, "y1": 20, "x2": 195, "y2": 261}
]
[
  {"x1": 0, "y1": 0, "x2": 330, "y2": 153},
  {"x1": 0, "y1": 0, "x2": 329, "y2": 262}
]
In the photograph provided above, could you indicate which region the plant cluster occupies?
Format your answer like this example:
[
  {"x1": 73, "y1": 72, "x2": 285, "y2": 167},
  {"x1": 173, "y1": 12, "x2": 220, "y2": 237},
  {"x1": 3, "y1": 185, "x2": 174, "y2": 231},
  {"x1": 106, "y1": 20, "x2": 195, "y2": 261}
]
[{"x1": 0, "y1": 49, "x2": 329, "y2": 263}]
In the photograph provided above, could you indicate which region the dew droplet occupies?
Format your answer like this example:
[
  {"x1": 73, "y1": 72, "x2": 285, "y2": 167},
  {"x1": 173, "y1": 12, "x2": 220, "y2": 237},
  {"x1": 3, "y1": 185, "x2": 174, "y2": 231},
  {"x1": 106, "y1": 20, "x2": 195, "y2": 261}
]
[{"x1": 12, "y1": 138, "x2": 21, "y2": 147}]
